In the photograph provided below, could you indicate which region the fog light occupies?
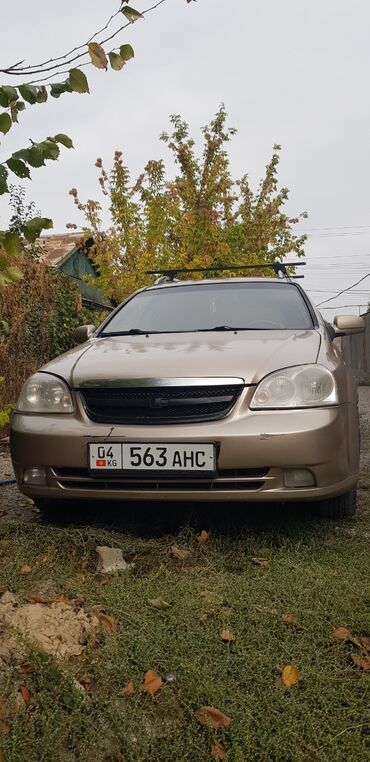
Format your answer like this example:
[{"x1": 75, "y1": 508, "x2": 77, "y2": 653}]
[
  {"x1": 23, "y1": 467, "x2": 46, "y2": 486},
  {"x1": 283, "y1": 469, "x2": 315, "y2": 488}
]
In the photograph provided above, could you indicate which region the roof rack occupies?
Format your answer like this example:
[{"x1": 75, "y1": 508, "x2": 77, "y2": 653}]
[{"x1": 146, "y1": 261, "x2": 306, "y2": 284}]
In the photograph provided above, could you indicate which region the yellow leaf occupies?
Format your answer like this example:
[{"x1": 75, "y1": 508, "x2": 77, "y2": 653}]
[
  {"x1": 210, "y1": 740, "x2": 226, "y2": 759},
  {"x1": 98, "y1": 613, "x2": 116, "y2": 632},
  {"x1": 122, "y1": 681, "x2": 135, "y2": 696},
  {"x1": 19, "y1": 686, "x2": 31, "y2": 704},
  {"x1": 195, "y1": 706, "x2": 231, "y2": 728},
  {"x1": 147, "y1": 598, "x2": 171, "y2": 610},
  {"x1": 35, "y1": 555, "x2": 48, "y2": 568},
  {"x1": 220, "y1": 628, "x2": 235, "y2": 643},
  {"x1": 281, "y1": 613, "x2": 298, "y2": 625},
  {"x1": 141, "y1": 670, "x2": 162, "y2": 696},
  {"x1": 170, "y1": 545, "x2": 190, "y2": 561},
  {"x1": 20, "y1": 564, "x2": 31, "y2": 575},
  {"x1": 88, "y1": 42, "x2": 108, "y2": 70},
  {"x1": 281, "y1": 665, "x2": 300, "y2": 688},
  {"x1": 197, "y1": 530, "x2": 209, "y2": 544}
]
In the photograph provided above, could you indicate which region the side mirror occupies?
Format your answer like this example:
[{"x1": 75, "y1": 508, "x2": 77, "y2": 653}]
[
  {"x1": 73, "y1": 324, "x2": 95, "y2": 344},
  {"x1": 333, "y1": 315, "x2": 365, "y2": 337}
]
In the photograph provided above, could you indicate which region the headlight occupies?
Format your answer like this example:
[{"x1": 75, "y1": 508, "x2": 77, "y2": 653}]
[
  {"x1": 16, "y1": 373, "x2": 74, "y2": 414},
  {"x1": 250, "y1": 365, "x2": 338, "y2": 409}
]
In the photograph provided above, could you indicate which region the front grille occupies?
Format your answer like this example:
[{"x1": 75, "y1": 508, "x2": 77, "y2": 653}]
[
  {"x1": 79, "y1": 384, "x2": 243, "y2": 424},
  {"x1": 53, "y1": 467, "x2": 268, "y2": 493}
]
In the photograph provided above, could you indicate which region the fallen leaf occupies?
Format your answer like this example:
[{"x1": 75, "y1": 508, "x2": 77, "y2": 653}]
[
  {"x1": 20, "y1": 564, "x2": 31, "y2": 575},
  {"x1": 196, "y1": 608, "x2": 209, "y2": 621},
  {"x1": 210, "y1": 740, "x2": 226, "y2": 759},
  {"x1": 170, "y1": 545, "x2": 190, "y2": 561},
  {"x1": 350, "y1": 653, "x2": 370, "y2": 671},
  {"x1": 141, "y1": 670, "x2": 162, "y2": 696},
  {"x1": 98, "y1": 613, "x2": 116, "y2": 632},
  {"x1": 147, "y1": 598, "x2": 171, "y2": 610},
  {"x1": 331, "y1": 627, "x2": 361, "y2": 647},
  {"x1": 23, "y1": 593, "x2": 57, "y2": 605},
  {"x1": 0, "y1": 749, "x2": 4, "y2": 762},
  {"x1": 122, "y1": 681, "x2": 135, "y2": 696},
  {"x1": 16, "y1": 662, "x2": 33, "y2": 674},
  {"x1": 281, "y1": 613, "x2": 298, "y2": 625},
  {"x1": 332, "y1": 627, "x2": 353, "y2": 641},
  {"x1": 220, "y1": 628, "x2": 235, "y2": 643},
  {"x1": 195, "y1": 706, "x2": 231, "y2": 728},
  {"x1": 256, "y1": 606, "x2": 278, "y2": 615},
  {"x1": 359, "y1": 636, "x2": 370, "y2": 652},
  {"x1": 197, "y1": 530, "x2": 209, "y2": 544},
  {"x1": 251, "y1": 557, "x2": 269, "y2": 567},
  {"x1": 280, "y1": 665, "x2": 300, "y2": 688},
  {"x1": 0, "y1": 719, "x2": 10, "y2": 735},
  {"x1": 35, "y1": 555, "x2": 48, "y2": 568},
  {"x1": 19, "y1": 686, "x2": 31, "y2": 704},
  {"x1": 200, "y1": 590, "x2": 224, "y2": 605},
  {"x1": 97, "y1": 576, "x2": 111, "y2": 585}
]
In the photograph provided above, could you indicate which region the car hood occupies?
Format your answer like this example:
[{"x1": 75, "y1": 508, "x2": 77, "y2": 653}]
[{"x1": 42, "y1": 330, "x2": 321, "y2": 387}]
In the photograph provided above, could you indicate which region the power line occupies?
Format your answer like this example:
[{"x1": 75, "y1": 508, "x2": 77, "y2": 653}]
[{"x1": 316, "y1": 273, "x2": 370, "y2": 307}]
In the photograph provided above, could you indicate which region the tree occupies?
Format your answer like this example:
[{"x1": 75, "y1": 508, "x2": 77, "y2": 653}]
[
  {"x1": 0, "y1": 0, "x2": 188, "y2": 287},
  {"x1": 70, "y1": 105, "x2": 308, "y2": 302}
]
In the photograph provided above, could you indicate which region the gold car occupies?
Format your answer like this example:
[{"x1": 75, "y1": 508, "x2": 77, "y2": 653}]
[{"x1": 10, "y1": 274, "x2": 364, "y2": 519}]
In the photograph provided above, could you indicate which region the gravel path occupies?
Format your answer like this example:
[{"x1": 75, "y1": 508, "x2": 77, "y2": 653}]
[{"x1": 1, "y1": 386, "x2": 370, "y2": 523}]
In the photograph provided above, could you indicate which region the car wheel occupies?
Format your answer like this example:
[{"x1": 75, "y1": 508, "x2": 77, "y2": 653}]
[{"x1": 317, "y1": 489, "x2": 356, "y2": 520}]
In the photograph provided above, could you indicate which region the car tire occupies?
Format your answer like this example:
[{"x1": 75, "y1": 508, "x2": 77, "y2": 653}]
[{"x1": 317, "y1": 489, "x2": 357, "y2": 520}]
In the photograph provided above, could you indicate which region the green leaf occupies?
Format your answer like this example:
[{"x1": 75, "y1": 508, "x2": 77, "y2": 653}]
[
  {"x1": 108, "y1": 52, "x2": 125, "y2": 71},
  {"x1": 6, "y1": 157, "x2": 31, "y2": 179},
  {"x1": 26, "y1": 146, "x2": 46, "y2": 168},
  {"x1": 54, "y1": 133, "x2": 74, "y2": 149},
  {"x1": 18, "y1": 84, "x2": 38, "y2": 104},
  {"x1": 38, "y1": 139, "x2": 60, "y2": 161},
  {"x1": 10, "y1": 101, "x2": 25, "y2": 123},
  {"x1": 122, "y1": 6, "x2": 144, "y2": 22},
  {"x1": 119, "y1": 44, "x2": 135, "y2": 62},
  {"x1": 1, "y1": 85, "x2": 18, "y2": 106},
  {"x1": 68, "y1": 68, "x2": 90, "y2": 94},
  {"x1": 50, "y1": 80, "x2": 72, "y2": 98},
  {"x1": 23, "y1": 216, "x2": 53, "y2": 243},
  {"x1": 3, "y1": 232, "x2": 22, "y2": 256},
  {"x1": 0, "y1": 112, "x2": 12, "y2": 134},
  {"x1": 3, "y1": 265, "x2": 22, "y2": 283},
  {"x1": 36, "y1": 86, "x2": 48, "y2": 103},
  {"x1": 88, "y1": 42, "x2": 108, "y2": 69},
  {"x1": 0, "y1": 166, "x2": 8, "y2": 195},
  {"x1": 0, "y1": 90, "x2": 8, "y2": 108},
  {"x1": 12, "y1": 148, "x2": 30, "y2": 161}
]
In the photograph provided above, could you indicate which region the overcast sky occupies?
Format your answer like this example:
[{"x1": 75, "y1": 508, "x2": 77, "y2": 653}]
[{"x1": 1, "y1": 0, "x2": 370, "y2": 318}]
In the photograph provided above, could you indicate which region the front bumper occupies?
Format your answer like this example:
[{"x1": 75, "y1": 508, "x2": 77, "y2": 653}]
[{"x1": 10, "y1": 390, "x2": 359, "y2": 503}]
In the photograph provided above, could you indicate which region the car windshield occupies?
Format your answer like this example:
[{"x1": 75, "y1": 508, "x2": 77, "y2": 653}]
[{"x1": 101, "y1": 282, "x2": 313, "y2": 334}]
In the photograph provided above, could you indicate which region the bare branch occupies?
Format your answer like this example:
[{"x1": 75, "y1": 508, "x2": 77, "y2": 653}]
[{"x1": 0, "y1": 0, "x2": 167, "y2": 80}]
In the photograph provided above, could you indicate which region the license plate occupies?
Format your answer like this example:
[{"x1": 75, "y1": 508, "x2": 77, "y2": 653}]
[{"x1": 89, "y1": 443, "x2": 215, "y2": 473}]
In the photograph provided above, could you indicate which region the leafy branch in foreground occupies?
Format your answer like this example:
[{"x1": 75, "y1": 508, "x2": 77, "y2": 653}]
[{"x1": 0, "y1": 0, "x2": 193, "y2": 286}]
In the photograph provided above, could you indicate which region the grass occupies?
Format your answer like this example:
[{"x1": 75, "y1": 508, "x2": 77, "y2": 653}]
[{"x1": 0, "y1": 439, "x2": 370, "y2": 760}]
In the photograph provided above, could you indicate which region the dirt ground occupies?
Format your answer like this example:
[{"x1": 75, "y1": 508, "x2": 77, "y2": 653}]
[{"x1": 1, "y1": 387, "x2": 370, "y2": 523}]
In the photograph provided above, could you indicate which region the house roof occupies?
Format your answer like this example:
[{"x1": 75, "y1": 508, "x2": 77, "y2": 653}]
[{"x1": 39, "y1": 232, "x2": 87, "y2": 267}]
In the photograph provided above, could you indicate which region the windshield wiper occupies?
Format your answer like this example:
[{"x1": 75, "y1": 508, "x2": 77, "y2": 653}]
[
  {"x1": 196, "y1": 325, "x2": 244, "y2": 332},
  {"x1": 101, "y1": 329, "x2": 158, "y2": 336}
]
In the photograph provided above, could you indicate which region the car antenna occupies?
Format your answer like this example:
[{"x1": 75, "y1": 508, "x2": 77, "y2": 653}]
[{"x1": 146, "y1": 261, "x2": 306, "y2": 284}]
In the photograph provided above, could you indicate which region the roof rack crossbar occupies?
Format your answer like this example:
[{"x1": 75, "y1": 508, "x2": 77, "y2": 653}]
[{"x1": 146, "y1": 262, "x2": 306, "y2": 282}]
